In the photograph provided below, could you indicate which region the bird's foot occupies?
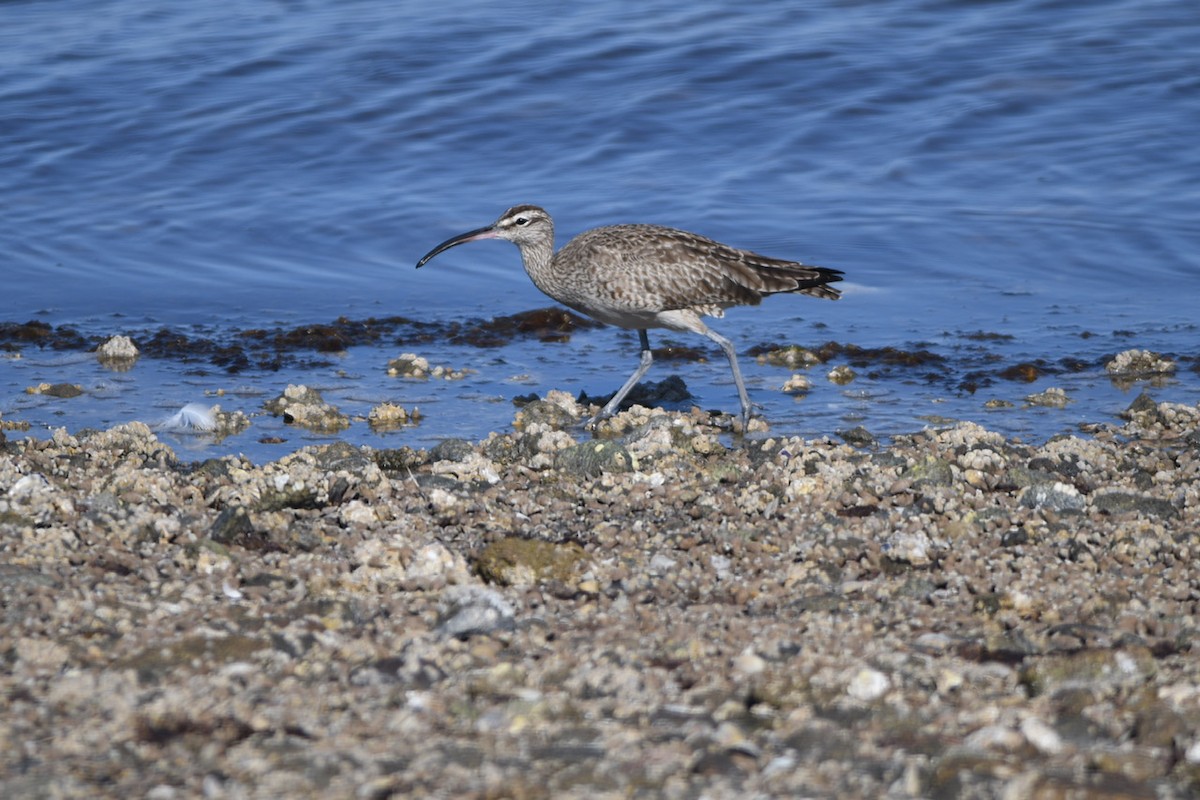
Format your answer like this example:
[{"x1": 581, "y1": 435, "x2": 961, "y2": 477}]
[
  {"x1": 584, "y1": 408, "x2": 613, "y2": 433},
  {"x1": 732, "y1": 408, "x2": 768, "y2": 436}
]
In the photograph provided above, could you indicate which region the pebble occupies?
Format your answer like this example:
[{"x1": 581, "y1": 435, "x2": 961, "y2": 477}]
[
  {"x1": 263, "y1": 384, "x2": 350, "y2": 432},
  {"x1": 95, "y1": 334, "x2": 140, "y2": 366},
  {"x1": 757, "y1": 345, "x2": 822, "y2": 369},
  {"x1": 1020, "y1": 480, "x2": 1085, "y2": 512},
  {"x1": 387, "y1": 352, "x2": 471, "y2": 380},
  {"x1": 1106, "y1": 348, "x2": 1175, "y2": 375},
  {"x1": 1025, "y1": 386, "x2": 1071, "y2": 408},
  {"x1": 367, "y1": 402, "x2": 420, "y2": 430},
  {"x1": 1020, "y1": 716, "x2": 1065, "y2": 755},
  {"x1": 436, "y1": 585, "x2": 517, "y2": 638},
  {"x1": 781, "y1": 373, "x2": 813, "y2": 394},
  {"x1": 827, "y1": 364, "x2": 856, "y2": 385},
  {"x1": 846, "y1": 667, "x2": 891, "y2": 702}
]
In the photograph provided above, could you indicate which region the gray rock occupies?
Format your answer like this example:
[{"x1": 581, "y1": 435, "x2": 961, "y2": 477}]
[
  {"x1": 1092, "y1": 492, "x2": 1177, "y2": 518},
  {"x1": 436, "y1": 585, "x2": 516, "y2": 638},
  {"x1": 310, "y1": 441, "x2": 372, "y2": 473},
  {"x1": 837, "y1": 426, "x2": 876, "y2": 448},
  {"x1": 1002, "y1": 465, "x2": 1059, "y2": 489},
  {"x1": 1020, "y1": 482, "x2": 1085, "y2": 512},
  {"x1": 554, "y1": 440, "x2": 634, "y2": 477},
  {"x1": 210, "y1": 505, "x2": 255, "y2": 544},
  {"x1": 513, "y1": 398, "x2": 578, "y2": 430},
  {"x1": 96, "y1": 335, "x2": 140, "y2": 363},
  {"x1": 905, "y1": 455, "x2": 954, "y2": 487},
  {"x1": 430, "y1": 438, "x2": 476, "y2": 463}
]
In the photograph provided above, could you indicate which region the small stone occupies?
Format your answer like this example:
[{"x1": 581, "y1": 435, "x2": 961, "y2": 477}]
[
  {"x1": 368, "y1": 402, "x2": 419, "y2": 430},
  {"x1": 406, "y1": 543, "x2": 468, "y2": 584},
  {"x1": 1024, "y1": 387, "x2": 1071, "y2": 408},
  {"x1": 96, "y1": 335, "x2": 139, "y2": 359},
  {"x1": 263, "y1": 384, "x2": 350, "y2": 432},
  {"x1": 26, "y1": 382, "x2": 83, "y2": 398},
  {"x1": 1020, "y1": 481, "x2": 1084, "y2": 512},
  {"x1": 387, "y1": 352, "x2": 470, "y2": 380},
  {"x1": 338, "y1": 500, "x2": 377, "y2": 527},
  {"x1": 1122, "y1": 391, "x2": 1160, "y2": 420},
  {"x1": 1092, "y1": 491, "x2": 1177, "y2": 518},
  {"x1": 430, "y1": 438, "x2": 475, "y2": 462},
  {"x1": 425, "y1": 487, "x2": 461, "y2": 515},
  {"x1": 913, "y1": 633, "x2": 954, "y2": 654},
  {"x1": 475, "y1": 538, "x2": 589, "y2": 587},
  {"x1": 964, "y1": 724, "x2": 1023, "y2": 752},
  {"x1": 781, "y1": 373, "x2": 813, "y2": 394},
  {"x1": 1106, "y1": 349, "x2": 1175, "y2": 376},
  {"x1": 906, "y1": 455, "x2": 954, "y2": 487},
  {"x1": 436, "y1": 585, "x2": 516, "y2": 638},
  {"x1": 1019, "y1": 716, "x2": 1064, "y2": 755},
  {"x1": 554, "y1": 440, "x2": 634, "y2": 477},
  {"x1": 211, "y1": 407, "x2": 252, "y2": 439},
  {"x1": 837, "y1": 425, "x2": 875, "y2": 447},
  {"x1": 96, "y1": 335, "x2": 140, "y2": 369},
  {"x1": 757, "y1": 345, "x2": 822, "y2": 369},
  {"x1": 8, "y1": 473, "x2": 52, "y2": 498},
  {"x1": 387, "y1": 353, "x2": 431, "y2": 378},
  {"x1": 732, "y1": 648, "x2": 766, "y2": 677},
  {"x1": 936, "y1": 668, "x2": 964, "y2": 693},
  {"x1": 883, "y1": 530, "x2": 934, "y2": 566},
  {"x1": 1133, "y1": 702, "x2": 1186, "y2": 749},
  {"x1": 648, "y1": 554, "x2": 677, "y2": 575},
  {"x1": 846, "y1": 667, "x2": 890, "y2": 702},
  {"x1": 430, "y1": 451, "x2": 501, "y2": 485},
  {"x1": 513, "y1": 397, "x2": 579, "y2": 430},
  {"x1": 1089, "y1": 747, "x2": 1170, "y2": 782},
  {"x1": 827, "y1": 365, "x2": 856, "y2": 385},
  {"x1": 1020, "y1": 646, "x2": 1157, "y2": 696},
  {"x1": 209, "y1": 506, "x2": 255, "y2": 545}
]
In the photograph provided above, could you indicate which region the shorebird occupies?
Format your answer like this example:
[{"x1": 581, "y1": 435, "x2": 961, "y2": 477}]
[{"x1": 416, "y1": 205, "x2": 843, "y2": 429}]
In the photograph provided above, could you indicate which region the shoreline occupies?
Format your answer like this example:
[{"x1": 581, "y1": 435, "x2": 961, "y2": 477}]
[
  {"x1": 5, "y1": 313, "x2": 1199, "y2": 467},
  {"x1": 2, "y1": 395, "x2": 1199, "y2": 797}
]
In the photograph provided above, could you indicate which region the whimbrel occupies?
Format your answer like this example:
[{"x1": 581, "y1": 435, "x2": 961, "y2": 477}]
[{"x1": 416, "y1": 205, "x2": 843, "y2": 428}]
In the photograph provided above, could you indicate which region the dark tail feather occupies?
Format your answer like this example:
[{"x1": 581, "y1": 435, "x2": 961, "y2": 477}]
[
  {"x1": 796, "y1": 267, "x2": 843, "y2": 300},
  {"x1": 782, "y1": 266, "x2": 844, "y2": 301}
]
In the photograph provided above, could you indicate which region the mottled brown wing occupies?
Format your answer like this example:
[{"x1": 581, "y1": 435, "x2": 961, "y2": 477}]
[
  {"x1": 669, "y1": 228, "x2": 844, "y2": 300},
  {"x1": 556, "y1": 223, "x2": 842, "y2": 317}
]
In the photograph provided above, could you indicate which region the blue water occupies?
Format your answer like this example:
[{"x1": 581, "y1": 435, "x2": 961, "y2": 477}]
[{"x1": 3, "y1": 0, "x2": 1199, "y2": 460}]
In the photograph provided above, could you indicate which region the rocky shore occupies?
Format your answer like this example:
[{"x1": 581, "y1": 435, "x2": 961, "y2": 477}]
[{"x1": 2, "y1": 391, "x2": 1199, "y2": 798}]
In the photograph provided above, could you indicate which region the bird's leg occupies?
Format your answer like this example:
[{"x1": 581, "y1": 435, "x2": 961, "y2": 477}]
[
  {"x1": 702, "y1": 328, "x2": 754, "y2": 431},
  {"x1": 589, "y1": 329, "x2": 654, "y2": 428}
]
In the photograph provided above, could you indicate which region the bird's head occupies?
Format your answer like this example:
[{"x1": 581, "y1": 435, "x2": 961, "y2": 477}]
[{"x1": 416, "y1": 205, "x2": 553, "y2": 267}]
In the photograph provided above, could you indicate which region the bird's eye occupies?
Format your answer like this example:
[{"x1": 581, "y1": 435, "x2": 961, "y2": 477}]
[{"x1": 514, "y1": 217, "x2": 529, "y2": 226}]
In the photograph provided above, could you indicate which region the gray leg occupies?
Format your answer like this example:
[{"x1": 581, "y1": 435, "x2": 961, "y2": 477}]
[
  {"x1": 591, "y1": 329, "x2": 654, "y2": 426},
  {"x1": 702, "y1": 328, "x2": 753, "y2": 429}
]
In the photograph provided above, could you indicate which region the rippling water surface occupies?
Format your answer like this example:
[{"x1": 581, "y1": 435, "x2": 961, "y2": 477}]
[{"x1": 3, "y1": 0, "x2": 1198, "y2": 460}]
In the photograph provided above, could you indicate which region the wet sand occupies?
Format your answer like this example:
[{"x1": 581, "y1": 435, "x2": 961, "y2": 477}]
[{"x1": 2, "y1": 392, "x2": 1199, "y2": 798}]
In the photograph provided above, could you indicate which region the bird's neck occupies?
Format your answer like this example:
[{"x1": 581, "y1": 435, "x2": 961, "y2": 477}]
[{"x1": 516, "y1": 236, "x2": 556, "y2": 286}]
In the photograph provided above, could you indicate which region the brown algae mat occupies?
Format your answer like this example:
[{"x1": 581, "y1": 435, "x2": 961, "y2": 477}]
[{"x1": 2, "y1": 392, "x2": 1200, "y2": 798}]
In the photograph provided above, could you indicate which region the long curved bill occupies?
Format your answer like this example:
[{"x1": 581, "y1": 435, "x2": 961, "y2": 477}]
[{"x1": 416, "y1": 225, "x2": 499, "y2": 268}]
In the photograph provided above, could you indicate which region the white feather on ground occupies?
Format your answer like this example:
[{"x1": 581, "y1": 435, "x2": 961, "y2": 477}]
[{"x1": 157, "y1": 403, "x2": 217, "y2": 433}]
